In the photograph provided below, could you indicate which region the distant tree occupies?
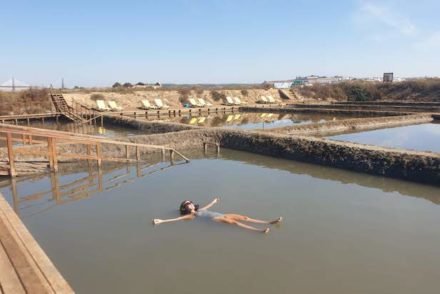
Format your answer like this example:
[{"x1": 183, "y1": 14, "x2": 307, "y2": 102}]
[
  {"x1": 90, "y1": 93, "x2": 105, "y2": 101},
  {"x1": 211, "y1": 90, "x2": 226, "y2": 101},
  {"x1": 136, "y1": 82, "x2": 145, "y2": 86},
  {"x1": 112, "y1": 82, "x2": 122, "y2": 88},
  {"x1": 122, "y1": 82, "x2": 133, "y2": 88},
  {"x1": 262, "y1": 82, "x2": 272, "y2": 90}
]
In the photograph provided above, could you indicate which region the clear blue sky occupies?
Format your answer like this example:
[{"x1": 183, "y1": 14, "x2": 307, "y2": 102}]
[{"x1": 1, "y1": 0, "x2": 439, "y2": 87}]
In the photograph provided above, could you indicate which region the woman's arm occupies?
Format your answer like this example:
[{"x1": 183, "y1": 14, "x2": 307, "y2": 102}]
[
  {"x1": 199, "y1": 197, "x2": 219, "y2": 211},
  {"x1": 153, "y1": 214, "x2": 194, "y2": 225}
]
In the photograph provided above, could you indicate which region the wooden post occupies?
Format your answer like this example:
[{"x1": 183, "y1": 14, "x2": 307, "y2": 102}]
[
  {"x1": 145, "y1": 111, "x2": 148, "y2": 119},
  {"x1": 216, "y1": 143, "x2": 220, "y2": 154},
  {"x1": 50, "y1": 172, "x2": 61, "y2": 203},
  {"x1": 169, "y1": 149, "x2": 174, "y2": 164},
  {"x1": 96, "y1": 143, "x2": 102, "y2": 168},
  {"x1": 178, "y1": 110, "x2": 181, "y2": 116},
  {"x1": 134, "y1": 112, "x2": 137, "y2": 119},
  {"x1": 100, "y1": 115, "x2": 104, "y2": 127},
  {"x1": 10, "y1": 178, "x2": 19, "y2": 214},
  {"x1": 98, "y1": 166, "x2": 103, "y2": 192},
  {"x1": 87, "y1": 144, "x2": 92, "y2": 167},
  {"x1": 26, "y1": 118, "x2": 30, "y2": 125},
  {"x1": 125, "y1": 145, "x2": 130, "y2": 161},
  {"x1": 6, "y1": 133, "x2": 16, "y2": 177},
  {"x1": 136, "y1": 146, "x2": 140, "y2": 161},
  {"x1": 136, "y1": 163, "x2": 141, "y2": 177},
  {"x1": 47, "y1": 137, "x2": 58, "y2": 172},
  {"x1": 203, "y1": 142, "x2": 207, "y2": 153}
]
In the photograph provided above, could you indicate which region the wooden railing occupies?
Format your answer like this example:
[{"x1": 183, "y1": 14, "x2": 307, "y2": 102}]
[{"x1": 0, "y1": 124, "x2": 190, "y2": 177}]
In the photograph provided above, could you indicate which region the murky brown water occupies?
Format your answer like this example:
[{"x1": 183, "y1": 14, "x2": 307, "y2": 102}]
[
  {"x1": 1, "y1": 150, "x2": 440, "y2": 294},
  {"x1": 26, "y1": 120, "x2": 146, "y2": 137},
  {"x1": 330, "y1": 123, "x2": 440, "y2": 153}
]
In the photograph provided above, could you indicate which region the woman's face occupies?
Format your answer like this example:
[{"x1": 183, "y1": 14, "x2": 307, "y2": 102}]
[{"x1": 187, "y1": 203, "x2": 196, "y2": 212}]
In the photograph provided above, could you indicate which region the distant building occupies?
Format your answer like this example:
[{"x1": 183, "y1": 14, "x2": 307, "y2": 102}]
[
  {"x1": 383, "y1": 73, "x2": 394, "y2": 83},
  {"x1": 292, "y1": 75, "x2": 344, "y2": 86},
  {"x1": 273, "y1": 82, "x2": 293, "y2": 89}
]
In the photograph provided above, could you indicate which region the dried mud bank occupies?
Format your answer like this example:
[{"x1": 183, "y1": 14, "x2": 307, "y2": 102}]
[
  {"x1": 110, "y1": 128, "x2": 440, "y2": 186},
  {"x1": 214, "y1": 129, "x2": 440, "y2": 186},
  {"x1": 2, "y1": 127, "x2": 439, "y2": 185},
  {"x1": 240, "y1": 106, "x2": 407, "y2": 117},
  {"x1": 288, "y1": 103, "x2": 440, "y2": 113},
  {"x1": 262, "y1": 114, "x2": 434, "y2": 137},
  {"x1": 103, "y1": 115, "x2": 199, "y2": 134},
  {"x1": 334, "y1": 101, "x2": 440, "y2": 106}
]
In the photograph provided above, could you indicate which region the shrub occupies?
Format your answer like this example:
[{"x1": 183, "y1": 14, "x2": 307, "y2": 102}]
[
  {"x1": 262, "y1": 83, "x2": 272, "y2": 90},
  {"x1": 192, "y1": 87, "x2": 204, "y2": 95},
  {"x1": 241, "y1": 89, "x2": 249, "y2": 96},
  {"x1": 211, "y1": 90, "x2": 225, "y2": 101},
  {"x1": 178, "y1": 89, "x2": 191, "y2": 101},
  {"x1": 122, "y1": 82, "x2": 133, "y2": 88},
  {"x1": 90, "y1": 93, "x2": 105, "y2": 101},
  {"x1": 112, "y1": 82, "x2": 122, "y2": 88}
]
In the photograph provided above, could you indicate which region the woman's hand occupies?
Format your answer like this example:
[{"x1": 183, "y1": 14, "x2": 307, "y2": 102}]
[{"x1": 152, "y1": 219, "x2": 162, "y2": 225}]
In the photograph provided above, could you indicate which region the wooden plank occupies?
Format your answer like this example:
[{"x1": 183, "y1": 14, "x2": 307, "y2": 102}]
[
  {"x1": 0, "y1": 214, "x2": 51, "y2": 293},
  {"x1": 0, "y1": 242, "x2": 25, "y2": 294},
  {"x1": 0, "y1": 196, "x2": 73, "y2": 293}
]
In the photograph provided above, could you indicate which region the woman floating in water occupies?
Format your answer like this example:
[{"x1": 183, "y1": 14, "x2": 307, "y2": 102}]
[{"x1": 152, "y1": 198, "x2": 282, "y2": 233}]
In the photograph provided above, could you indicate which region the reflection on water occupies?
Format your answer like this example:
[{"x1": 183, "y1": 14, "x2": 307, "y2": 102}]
[
  {"x1": 23, "y1": 120, "x2": 145, "y2": 138},
  {"x1": 1, "y1": 149, "x2": 440, "y2": 294},
  {"x1": 330, "y1": 123, "x2": 440, "y2": 153},
  {"x1": 156, "y1": 112, "x2": 363, "y2": 129}
]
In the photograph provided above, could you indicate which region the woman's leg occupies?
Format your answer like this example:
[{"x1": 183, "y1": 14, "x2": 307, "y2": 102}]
[
  {"x1": 224, "y1": 214, "x2": 282, "y2": 225},
  {"x1": 215, "y1": 216, "x2": 269, "y2": 233}
]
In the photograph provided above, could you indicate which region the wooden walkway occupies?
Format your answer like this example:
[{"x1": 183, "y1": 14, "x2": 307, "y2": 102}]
[
  {"x1": 0, "y1": 113, "x2": 61, "y2": 125},
  {"x1": 0, "y1": 194, "x2": 73, "y2": 293},
  {"x1": 0, "y1": 123, "x2": 190, "y2": 177}
]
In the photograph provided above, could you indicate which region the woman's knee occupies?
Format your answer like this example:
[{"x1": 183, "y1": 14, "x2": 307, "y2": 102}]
[{"x1": 228, "y1": 214, "x2": 249, "y2": 221}]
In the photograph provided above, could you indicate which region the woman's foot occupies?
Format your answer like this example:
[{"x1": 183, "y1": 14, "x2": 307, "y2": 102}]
[
  {"x1": 270, "y1": 217, "x2": 283, "y2": 225},
  {"x1": 263, "y1": 228, "x2": 270, "y2": 234}
]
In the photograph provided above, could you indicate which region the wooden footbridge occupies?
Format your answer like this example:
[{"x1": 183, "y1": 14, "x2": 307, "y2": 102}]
[
  {"x1": 0, "y1": 123, "x2": 190, "y2": 177},
  {"x1": 49, "y1": 93, "x2": 86, "y2": 123}
]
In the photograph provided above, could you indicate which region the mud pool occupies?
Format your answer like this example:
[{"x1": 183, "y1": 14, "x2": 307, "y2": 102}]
[{"x1": 1, "y1": 149, "x2": 440, "y2": 294}]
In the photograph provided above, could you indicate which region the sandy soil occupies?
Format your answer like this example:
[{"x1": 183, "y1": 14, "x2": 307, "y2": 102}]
[{"x1": 63, "y1": 88, "x2": 290, "y2": 110}]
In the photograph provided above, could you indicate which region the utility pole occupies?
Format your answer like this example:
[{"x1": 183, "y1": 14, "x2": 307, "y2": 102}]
[
  {"x1": 61, "y1": 78, "x2": 65, "y2": 89},
  {"x1": 12, "y1": 77, "x2": 15, "y2": 92}
]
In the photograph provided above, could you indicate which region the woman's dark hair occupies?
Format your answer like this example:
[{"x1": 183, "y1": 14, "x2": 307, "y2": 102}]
[{"x1": 179, "y1": 200, "x2": 199, "y2": 215}]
